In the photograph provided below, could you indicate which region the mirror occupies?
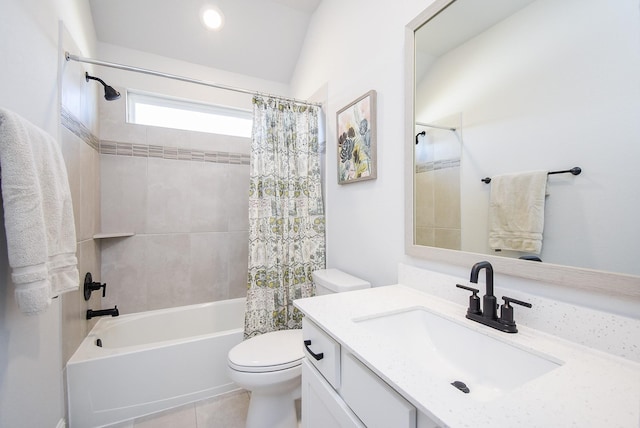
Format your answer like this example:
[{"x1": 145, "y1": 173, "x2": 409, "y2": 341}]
[{"x1": 405, "y1": 0, "x2": 640, "y2": 293}]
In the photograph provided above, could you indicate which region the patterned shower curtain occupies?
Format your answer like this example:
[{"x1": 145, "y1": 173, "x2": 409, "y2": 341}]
[{"x1": 244, "y1": 96, "x2": 326, "y2": 338}]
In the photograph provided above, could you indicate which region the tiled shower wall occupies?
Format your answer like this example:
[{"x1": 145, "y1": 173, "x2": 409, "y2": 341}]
[
  {"x1": 60, "y1": 110, "x2": 102, "y2": 362},
  {"x1": 414, "y1": 125, "x2": 461, "y2": 250},
  {"x1": 59, "y1": 27, "x2": 103, "y2": 364},
  {"x1": 98, "y1": 90, "x2": 250, "y2": 314},
  {"x1": 415, "y1": 166, "x2": 461, "y2": 250}
]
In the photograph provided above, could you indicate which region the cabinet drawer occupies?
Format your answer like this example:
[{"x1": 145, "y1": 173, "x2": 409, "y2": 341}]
[
  {"x1": 302, "y1": 318, "x2": 341, "y2": 389},
  {"x1": 341, "y1": 351, "x2": 416, "y2": 428}
]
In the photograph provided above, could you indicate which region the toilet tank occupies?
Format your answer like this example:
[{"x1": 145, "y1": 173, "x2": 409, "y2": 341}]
[{"x1": 312, "y1": 268, "x2": 371, "y2": 296}]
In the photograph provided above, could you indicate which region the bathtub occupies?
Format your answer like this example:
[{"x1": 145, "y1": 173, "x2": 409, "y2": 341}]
[{"x1": 66, "y1": 298, "x2": 245, "y2": 428}]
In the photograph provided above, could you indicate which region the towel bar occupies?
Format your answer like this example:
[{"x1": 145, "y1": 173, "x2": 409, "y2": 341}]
[{"x1": 482, "y1": 167, "x2": 581, "y2": 184}]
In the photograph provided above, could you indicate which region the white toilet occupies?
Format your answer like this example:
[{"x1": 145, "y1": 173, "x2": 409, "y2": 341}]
[{"x1": 227, "y1": 268, "x2": 370, "y2": 428}]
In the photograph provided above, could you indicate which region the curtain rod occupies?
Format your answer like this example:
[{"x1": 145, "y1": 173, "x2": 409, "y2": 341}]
[
  {"x1": 65, "y1": 52, "x2": 322, "y2": 108},
  {"x1": 416, "y1": 121, "x2": 457, "y2": 132}
]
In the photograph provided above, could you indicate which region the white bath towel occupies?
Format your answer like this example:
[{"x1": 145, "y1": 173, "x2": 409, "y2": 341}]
[
  {"x1": 488, "y1": 170, "x2": 548, "y2": 254},
  {"x1": 0, "y1": 107, "x2": 79, "y2": 315}
]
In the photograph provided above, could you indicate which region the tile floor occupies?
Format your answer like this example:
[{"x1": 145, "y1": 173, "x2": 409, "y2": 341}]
[
  {"x1": 108, "y1": 390, "x2": 251, "y2": 428},
  {"x1": 107, "y1": 390, "x2": 302, "y2": 428}
]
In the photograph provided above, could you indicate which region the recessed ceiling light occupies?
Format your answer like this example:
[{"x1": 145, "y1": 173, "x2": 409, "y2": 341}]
[{"x1": 202, "y1": 7, "x2": 224, "y2": 30}]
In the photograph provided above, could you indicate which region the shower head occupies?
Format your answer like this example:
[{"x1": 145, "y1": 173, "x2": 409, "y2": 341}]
[
  {"x1": 85, "y1": 72, "x2": 121, "y2": 101},
  {"x1": 415, "y1": 130, "x2": 426, "y2": 145}
]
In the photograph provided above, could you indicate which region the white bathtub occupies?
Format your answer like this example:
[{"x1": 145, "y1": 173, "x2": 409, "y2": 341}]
[{"x1": 66, "y1": 298, "x2": 245, "y2": 428}]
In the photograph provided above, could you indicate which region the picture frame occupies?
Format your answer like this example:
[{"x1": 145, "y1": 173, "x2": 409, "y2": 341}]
[{"x1": 336, "y1": 90, "x2": 377, "y2": 184}]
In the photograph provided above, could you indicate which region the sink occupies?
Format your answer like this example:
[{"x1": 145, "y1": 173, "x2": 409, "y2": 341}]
[{"x1": 354, "y1": 308, "x2": 562, "y2": 402}]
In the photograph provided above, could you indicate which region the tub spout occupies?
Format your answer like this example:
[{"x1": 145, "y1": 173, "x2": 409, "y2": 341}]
[{"x1": 87, "y1": 306, "x2": 119, "y2": 320}]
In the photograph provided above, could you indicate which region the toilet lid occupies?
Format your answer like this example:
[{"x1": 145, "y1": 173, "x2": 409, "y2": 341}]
[{"x1": 228, "y1": 329, "x2": 304, "y2": 373}]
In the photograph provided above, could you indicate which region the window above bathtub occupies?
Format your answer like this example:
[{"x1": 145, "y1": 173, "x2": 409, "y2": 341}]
[{"x1": 126, "y1": 90, "x2": 253, "y2": 138}]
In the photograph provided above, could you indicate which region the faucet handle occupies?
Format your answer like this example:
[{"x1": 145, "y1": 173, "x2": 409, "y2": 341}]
[
  {"x1": 456, "y1": 284, "x2": 481, "y2": 315},
  {"x1": 502, "y1": 296, "x2": 532, "y2": 308},
  {"x1": 456, "y1": 284, "x2": 479, "y2": 293},
  {"x1": 499, "y1": 296, "x2": 532, "y2": 329},
  {"x1": 83, "y1": 272, "x2": 107, "y2": 300}
]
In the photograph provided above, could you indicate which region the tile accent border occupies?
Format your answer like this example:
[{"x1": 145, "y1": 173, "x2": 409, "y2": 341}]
[
  {"x1": 61, "y1": 106, "x2": 250, "y2": 165},
  {"x1": 61, "y1": 106, "x2": 100, "y2": 151},
  {"x1": 415, "y1": 158, "x2": 460, "y2": 174},
  {"x1": 99, "y1": 140, "x2": 250, "y2": 165}
]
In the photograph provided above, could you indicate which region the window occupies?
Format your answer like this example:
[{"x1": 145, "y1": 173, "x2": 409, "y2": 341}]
[{"x1": 127, "y1": 91, "x2": 252, "y2": 138}]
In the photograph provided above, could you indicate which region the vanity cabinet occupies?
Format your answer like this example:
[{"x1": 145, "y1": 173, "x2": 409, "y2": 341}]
[
  {"x1": 301, "y1": 360, "x2": 364, "y2": 428},
  {"x1": 302, "y1": 318, "x2": 441, "y2": 428},
  {"x1": 301, "y1": 318, "x2": 363, "y2": 428}
]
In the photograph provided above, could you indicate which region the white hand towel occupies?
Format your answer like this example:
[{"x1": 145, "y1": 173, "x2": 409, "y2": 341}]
[
  {"x1": 0, "y1": 107, "x2": 79, "y2": 315},
  {"x1": 488, "y1": 170, "x2": 548, "y2": 254}
]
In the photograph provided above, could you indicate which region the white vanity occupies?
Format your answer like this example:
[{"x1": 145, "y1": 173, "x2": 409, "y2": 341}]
[
  {"x1": 295, "y1": 278, "x2": 640, "y2": 427},
  {"x1": 301, "y1": 315, "x2": 421, "y2": 428}
]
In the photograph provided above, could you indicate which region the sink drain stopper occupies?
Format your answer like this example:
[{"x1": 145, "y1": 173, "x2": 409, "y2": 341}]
[{"x1": 451, "y1": 380, "x2": 470, "y2": 393}]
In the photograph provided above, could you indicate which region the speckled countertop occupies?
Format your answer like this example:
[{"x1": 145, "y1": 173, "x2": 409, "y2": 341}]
[{"x1": 294, "y1": 285, "x2": 640, "y2": 428}]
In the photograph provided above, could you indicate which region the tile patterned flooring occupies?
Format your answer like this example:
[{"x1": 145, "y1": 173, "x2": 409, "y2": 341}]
[
  {"x1": 108, "y1": 390, "x2": 251, "y2": 428},
  {"x1": 107, "y1": 390, "x2": 302, "y2": 428}
]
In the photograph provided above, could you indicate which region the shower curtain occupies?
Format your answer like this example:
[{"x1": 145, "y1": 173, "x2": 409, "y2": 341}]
[{"x1": 244, "y1": 96, "x2": 325, "y2": 338}]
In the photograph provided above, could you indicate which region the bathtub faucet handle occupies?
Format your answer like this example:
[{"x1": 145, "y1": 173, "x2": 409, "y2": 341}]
[{"x1": 84, "y1": 272, "x2": 107, "y2": 300}]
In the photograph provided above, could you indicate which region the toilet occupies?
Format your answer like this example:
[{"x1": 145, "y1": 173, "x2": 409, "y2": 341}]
[{"x1": 227, "y1": 268, "x2": 370, "y2": 428}]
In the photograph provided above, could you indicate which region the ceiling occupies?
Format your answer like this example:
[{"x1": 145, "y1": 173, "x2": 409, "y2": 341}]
[{"x1": 88, "y1": 0, "x2": 322, "y2": 84}]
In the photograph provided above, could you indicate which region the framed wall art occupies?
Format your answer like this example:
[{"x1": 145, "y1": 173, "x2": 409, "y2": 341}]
[{"x1": 336, "y1": 90, "x2": 377, "y2": 184}]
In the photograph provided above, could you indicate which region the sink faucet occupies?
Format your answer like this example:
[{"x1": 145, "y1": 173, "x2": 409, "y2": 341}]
[
  {"x1": 456, "y1": 261, "x2": 531, "y2": 333},
  {"x1": 469, "y1": 260, "x2": 497, "y2": 321}
]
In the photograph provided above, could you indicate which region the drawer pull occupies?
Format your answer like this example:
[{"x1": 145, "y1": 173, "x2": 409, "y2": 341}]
[{"x1": 304, "y1": 339, "x2": 324, "y2": 361}]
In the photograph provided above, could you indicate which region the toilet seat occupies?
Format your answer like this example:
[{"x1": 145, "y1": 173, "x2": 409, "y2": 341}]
[{"x1": 228, "y1": 329, "x2": 304, "y2": 373}]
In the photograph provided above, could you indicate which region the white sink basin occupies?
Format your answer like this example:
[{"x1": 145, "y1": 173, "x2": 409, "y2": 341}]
[{"x1": 354, "y1": 308, "x2": 562, "y2": 402}]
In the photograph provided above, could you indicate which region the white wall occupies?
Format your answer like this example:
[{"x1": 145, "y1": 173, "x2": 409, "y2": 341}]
[
  {"x1": 291, "y1": 0, "x2": 432, "y2": 286},
  {"x1": 0, "y1": 1, "x2": 97, "y2": 426}
]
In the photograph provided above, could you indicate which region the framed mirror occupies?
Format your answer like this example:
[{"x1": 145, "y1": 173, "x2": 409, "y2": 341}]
[{"x1": 404, "y1": 0, "x2": 640, "y2": 296}]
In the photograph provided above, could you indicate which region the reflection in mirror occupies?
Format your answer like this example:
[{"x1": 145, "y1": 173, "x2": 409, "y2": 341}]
[
  {"x1": 414, "y1": 115, "x2": 461, "y2": 250},
  {"x1": 410, "y1": 0, "x2": 640, "y2": 279}
]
